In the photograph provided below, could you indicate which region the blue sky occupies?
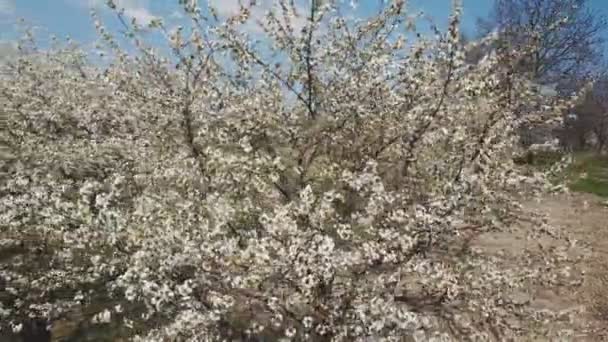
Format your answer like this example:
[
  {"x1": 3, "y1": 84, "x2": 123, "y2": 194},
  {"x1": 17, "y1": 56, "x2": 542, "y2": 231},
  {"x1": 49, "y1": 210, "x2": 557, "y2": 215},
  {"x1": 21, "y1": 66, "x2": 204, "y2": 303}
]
[
  {"x1": 0, "y1": 1, "x2": 492, "y2": 42},
  {"x1": 0, "y1": 0, "x2": 607, "y2": 53}
]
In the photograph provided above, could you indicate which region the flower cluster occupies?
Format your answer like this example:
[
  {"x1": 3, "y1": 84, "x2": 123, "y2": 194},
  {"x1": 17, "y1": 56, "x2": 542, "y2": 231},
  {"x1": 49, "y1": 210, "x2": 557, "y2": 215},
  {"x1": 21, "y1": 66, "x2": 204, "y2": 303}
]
[{"x1": 0, "y1": 0, "x2": 583, "y2": 340}]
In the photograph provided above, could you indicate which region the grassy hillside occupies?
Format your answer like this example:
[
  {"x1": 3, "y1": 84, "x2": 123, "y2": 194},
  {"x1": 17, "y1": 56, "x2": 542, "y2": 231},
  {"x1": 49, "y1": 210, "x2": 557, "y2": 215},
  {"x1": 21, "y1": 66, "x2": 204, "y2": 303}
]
[{"x1": 568, "y1": 153, "x2": 608, "y2": 198}]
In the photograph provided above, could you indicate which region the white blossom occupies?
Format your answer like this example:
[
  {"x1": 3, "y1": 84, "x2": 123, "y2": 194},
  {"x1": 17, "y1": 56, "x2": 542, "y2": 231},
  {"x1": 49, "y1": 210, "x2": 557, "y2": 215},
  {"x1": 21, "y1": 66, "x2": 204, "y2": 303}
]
[{"x1": 0, "y1": 0, "x2": 582, "y2": 339}]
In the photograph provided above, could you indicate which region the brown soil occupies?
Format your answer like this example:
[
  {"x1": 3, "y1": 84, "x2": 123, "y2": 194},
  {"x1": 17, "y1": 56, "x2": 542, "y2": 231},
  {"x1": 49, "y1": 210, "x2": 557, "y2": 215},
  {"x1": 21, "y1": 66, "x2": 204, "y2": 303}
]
[{"x1": 469, "y1": 192, "x2": 608, "y2": 341}]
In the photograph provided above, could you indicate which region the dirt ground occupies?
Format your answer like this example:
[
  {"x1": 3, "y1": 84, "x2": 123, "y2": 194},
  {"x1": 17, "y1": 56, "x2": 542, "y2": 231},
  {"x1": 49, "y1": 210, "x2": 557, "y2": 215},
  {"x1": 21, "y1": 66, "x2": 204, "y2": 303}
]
[{"x1": 469, "y1": 192, "x2": 608, "y2": 341}]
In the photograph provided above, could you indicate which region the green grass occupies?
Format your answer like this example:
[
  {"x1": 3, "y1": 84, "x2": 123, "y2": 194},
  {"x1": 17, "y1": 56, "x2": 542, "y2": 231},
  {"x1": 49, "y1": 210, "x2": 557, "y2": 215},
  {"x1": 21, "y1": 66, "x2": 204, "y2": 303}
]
[
  {"x1": 570, "y1": 178, "x2": 608, "y2": 197},
  {"x1": 516, "y1": 150, "x2": 608, "y2": 198},
  {"x1": 566, "y1": 152, "x2": 608, "y2": 198}
]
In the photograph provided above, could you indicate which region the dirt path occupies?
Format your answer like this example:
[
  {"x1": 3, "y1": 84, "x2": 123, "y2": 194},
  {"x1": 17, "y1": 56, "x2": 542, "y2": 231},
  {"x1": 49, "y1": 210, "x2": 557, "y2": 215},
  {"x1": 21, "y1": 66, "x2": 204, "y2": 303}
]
[
  {"x1": 531, "y1": 193, "x2": 608, "y2": 340},
  {"x1": 470, "y1": 192, "x2": 608, "y2": 340}
]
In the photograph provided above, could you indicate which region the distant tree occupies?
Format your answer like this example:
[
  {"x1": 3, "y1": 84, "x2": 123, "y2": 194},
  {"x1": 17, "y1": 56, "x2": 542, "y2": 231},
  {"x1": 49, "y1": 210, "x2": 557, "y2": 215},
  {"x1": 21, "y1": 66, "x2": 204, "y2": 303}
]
[
  {"x1": 477, "y1": 0, "x2": 607, "y2": 86},
  {"x1": 564, "y1": 72, "x2": 608, "y2": 151},
  {"x1": 0, "y1": 1, "x2": 583, "y2": 340},
  {"x1": 458, "y1": 31, "x2": 492, "y2": 65}
]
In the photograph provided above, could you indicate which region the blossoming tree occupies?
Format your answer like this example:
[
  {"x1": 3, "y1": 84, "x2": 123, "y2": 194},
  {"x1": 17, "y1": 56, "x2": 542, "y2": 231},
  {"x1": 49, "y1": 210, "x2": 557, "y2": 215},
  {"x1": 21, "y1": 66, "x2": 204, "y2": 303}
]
[{"x1": 0, "y1": 0, "x2": 580, "y2": 340}]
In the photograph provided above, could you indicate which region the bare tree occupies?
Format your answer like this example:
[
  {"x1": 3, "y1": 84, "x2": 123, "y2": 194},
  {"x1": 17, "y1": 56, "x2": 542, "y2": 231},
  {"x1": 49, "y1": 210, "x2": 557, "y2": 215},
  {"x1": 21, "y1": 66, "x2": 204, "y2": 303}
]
[
  {"x1": 477, "y1": 0, "x2": 606, "y2": 86},
  {"x1": 564, "y1": 72, "x2": 608, "y2": 151}
]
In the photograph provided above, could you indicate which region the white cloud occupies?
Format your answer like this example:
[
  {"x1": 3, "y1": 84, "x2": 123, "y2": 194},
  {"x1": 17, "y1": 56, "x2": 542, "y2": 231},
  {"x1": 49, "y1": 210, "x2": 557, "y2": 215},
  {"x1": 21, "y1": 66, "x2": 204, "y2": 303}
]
[
  {"x1": 122, "y1": 6, "x2": 156, "y2": 25},
  {"x1": 209, "y1": 0, "x2": 242, "y2": 17},
  {"x1": 0, "y1": 0, "x2": 15, "y2": 16},
  {"x1": 71, "y1": 0, "x2": 157, "y2": 25},
  {"x1": 209, "y1": 0, "x2": 309, "y2": 34},
  {"x1": 169, "y1": 10, "x2": 184, "y2": 20}
]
